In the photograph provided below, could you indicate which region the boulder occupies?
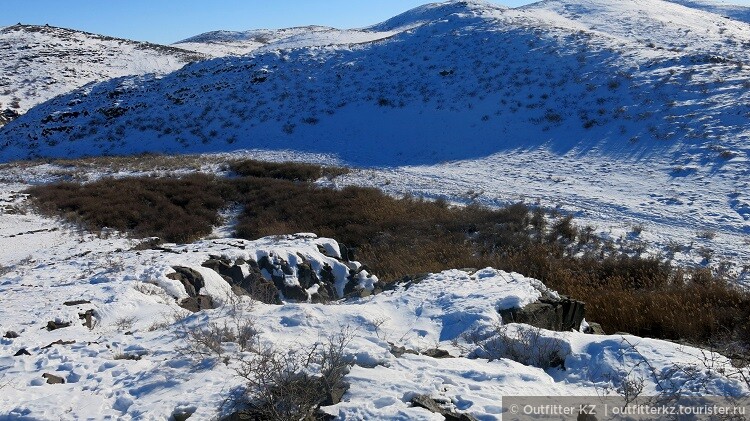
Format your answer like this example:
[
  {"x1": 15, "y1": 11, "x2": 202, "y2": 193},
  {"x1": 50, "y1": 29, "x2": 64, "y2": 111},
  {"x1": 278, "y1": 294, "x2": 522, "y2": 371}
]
[
  {"x1": 179, "y1": 295, "x2": 214, "y2": 313},
  {"x1": 296, "y1": 260, "x2": 319, "y2": 289},
  {"x1": 245, "y1": 274, "x2": 281, "y2": 305},
  {"x1": 422, "y1": 348, "x2": 452, "y2": 359},
  {"x1": 282, "y1": 284, "x2": 309, "y2": 302},
  {"x1": 14, "y1": 348, "x2": 30, "y2": 356},
  {"x1": 171, "y1": 408, "x2": 195, "y2": 421},
  {"x1": 167, "y1": 266, "x2": 205, "y2": 297},
  {"x1": 499, "y1": 294, "x2": 585, "y2": 332}
]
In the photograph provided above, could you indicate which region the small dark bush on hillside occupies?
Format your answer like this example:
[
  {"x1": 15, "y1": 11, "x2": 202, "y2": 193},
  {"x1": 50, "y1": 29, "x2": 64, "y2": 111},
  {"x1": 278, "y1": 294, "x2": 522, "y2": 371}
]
[{"x1": 229, "y1": 159, "x2": 348, "y2": 181}]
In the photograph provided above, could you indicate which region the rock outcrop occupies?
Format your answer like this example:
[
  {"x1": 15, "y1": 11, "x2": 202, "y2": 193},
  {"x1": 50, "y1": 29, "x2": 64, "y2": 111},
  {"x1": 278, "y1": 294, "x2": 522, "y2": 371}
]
[{"x1": 499, "y1": 294, "x2": 585, "y2": 332}]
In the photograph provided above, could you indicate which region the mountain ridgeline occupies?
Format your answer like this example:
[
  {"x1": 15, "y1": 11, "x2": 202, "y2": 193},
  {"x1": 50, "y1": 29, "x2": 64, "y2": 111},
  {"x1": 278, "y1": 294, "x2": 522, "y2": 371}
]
[{"x1": 1, "y1": 0, "x2": 749, "y2": 166}]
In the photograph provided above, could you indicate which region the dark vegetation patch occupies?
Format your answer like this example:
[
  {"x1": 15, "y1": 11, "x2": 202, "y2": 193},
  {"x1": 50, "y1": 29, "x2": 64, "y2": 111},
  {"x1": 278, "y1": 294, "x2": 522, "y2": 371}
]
[
  {"x1": 25, "y1": 159, "x2": 750, "y2": 351},
  {"x1": 27, "y1": 174, "x2": 227, "y2": 243},
  {"x1": 229, "y1": 159, "x2": 348, "y2": 181}
]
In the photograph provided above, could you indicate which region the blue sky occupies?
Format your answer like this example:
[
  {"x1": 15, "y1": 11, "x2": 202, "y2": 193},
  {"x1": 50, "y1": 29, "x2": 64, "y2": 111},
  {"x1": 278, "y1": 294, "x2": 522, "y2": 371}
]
[
  {"x1": 5, "y1": 1, "x2": 750, "y2": 45},
  {"x1": 2, "y1": 0, "x2": 534, "y2": 45}
]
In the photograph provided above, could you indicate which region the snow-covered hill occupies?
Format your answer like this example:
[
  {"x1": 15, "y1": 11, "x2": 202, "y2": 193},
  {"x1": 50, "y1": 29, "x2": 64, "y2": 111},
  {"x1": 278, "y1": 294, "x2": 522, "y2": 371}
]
[
  {"x1": 667, "y1": 0, "x2": 750, "y2": 23},
  {"x1": 173, "y1": 25, "x2": 404, "y2": 57},
  {"x1": 0, "y1": 24, "x2": 205, "y2": 123},
  {"x1": 3, "y1": 0, "x2": 750, "y2": 166}
]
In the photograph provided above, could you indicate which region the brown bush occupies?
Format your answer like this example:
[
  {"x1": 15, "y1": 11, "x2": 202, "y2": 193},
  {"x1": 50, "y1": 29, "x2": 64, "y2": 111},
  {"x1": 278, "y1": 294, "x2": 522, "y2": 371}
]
[
  {"x1": 229, "y1": 159, "x2": 348, "y2": 181},
  {"x1": 27, "y1": 173, "x2": 226, "y2": 243}
]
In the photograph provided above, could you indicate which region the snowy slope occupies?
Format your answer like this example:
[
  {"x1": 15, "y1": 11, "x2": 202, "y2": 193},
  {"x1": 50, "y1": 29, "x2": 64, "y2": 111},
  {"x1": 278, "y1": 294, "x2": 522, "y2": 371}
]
[
  {"x1": 173, "y1": 26, "x2": 404, "y2": 57},
  {"x1": 0, "y1": 25, "x2": 205, "y2": 122},
  {"x1": 1, "y1": 173, "x2": 747, "y2": 419},
  {"x1": 667, "y1": 0, "x2": 750, "y2": 23},
  {"x1": 3, "y1": 0, "x2": 750, "y2": 166}
]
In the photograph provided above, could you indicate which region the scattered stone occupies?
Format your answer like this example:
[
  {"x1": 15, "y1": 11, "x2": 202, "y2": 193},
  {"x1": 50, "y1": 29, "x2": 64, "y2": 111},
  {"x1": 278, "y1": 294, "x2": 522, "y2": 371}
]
[
  {"x1": 389, "y1": 343, "x2": 419, "y2": 358},
  {"x1": 14, "y1": 348, "x2": 30, "y2": 356},
  {"x1": 499, "y1": 293, "x2": 585, "y2": 332},
  {"x1": 42, "y1": 373, "x2": 65, "y2": 385},
  {"x1": 410, "y1": 395, "x2": 478, "y2": 421},
  {"x1": 46, "y1": 320, "x2": 71, "y2": 331},
  {"x1": 4, "y1": 331, "x2": 19, "y2": 339},
  {"x1": 79, "y1": 309, "x2": 94, "y2": 329},
  {"x1": 422, "y1": 348, "x2": 452, "y2": 359},
  {"x1": 42, "y1": 339, "x2": 76, "y2": 349},
  {"x1": 63, "y1": 299, "x2": 91, "y2": 306}
]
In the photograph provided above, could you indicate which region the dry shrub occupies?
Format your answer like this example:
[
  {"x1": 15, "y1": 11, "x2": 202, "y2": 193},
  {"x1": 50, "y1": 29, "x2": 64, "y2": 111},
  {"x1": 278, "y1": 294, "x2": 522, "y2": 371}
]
[
  {"x1": 467, "y1": 324, "x2": 570, "y2": 369},
  {"x1": 26, "y1": 173, "x2": 226, "y2": 243},
  {"x1": 229, "y1": 159, "x2": 348, "y2": 181},
  {"x1": 233, "y1": 331, "x2": 352, "y2": 421}
]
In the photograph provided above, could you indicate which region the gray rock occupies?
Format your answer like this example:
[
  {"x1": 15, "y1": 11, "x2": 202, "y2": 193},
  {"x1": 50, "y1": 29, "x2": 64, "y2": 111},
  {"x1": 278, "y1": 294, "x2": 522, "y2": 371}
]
[
  {"x1": 499, "y1": 294, "x2": 585, "y2": 332},
  {"x1": 171, "y1": 408, "x2": 195, "y2": 421},
  {"x1": 202, "y1": 257, "x2": 244, "y2": 285}
]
